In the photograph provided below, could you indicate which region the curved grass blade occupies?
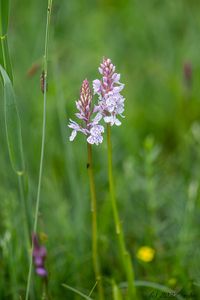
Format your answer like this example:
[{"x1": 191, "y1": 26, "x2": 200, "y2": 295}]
[
  {"x1": 135, "y1": 280, "x2": 185, "y2": 300},
  {"x1": 120, "y1": 280, "x2": 185, "y2": 300},
  {"x1": 0, "y1": 0, "x2": 13, "y2": 82},
  {"x1": 0, "y1": 65, "x2": 25, "y2": 175},
  {"x1": 62, "y1": 284, "x2": 93, "y2": 300}
]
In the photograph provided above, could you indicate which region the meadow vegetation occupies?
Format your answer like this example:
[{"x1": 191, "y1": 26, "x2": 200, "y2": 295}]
[{"x1": 1, "y1": 0, "x2": 200, "y2": 299}]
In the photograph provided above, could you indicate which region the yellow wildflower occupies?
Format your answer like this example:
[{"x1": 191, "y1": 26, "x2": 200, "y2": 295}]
[{"x1": 136, "y1": 246, "x2": 155, "y2": 262}]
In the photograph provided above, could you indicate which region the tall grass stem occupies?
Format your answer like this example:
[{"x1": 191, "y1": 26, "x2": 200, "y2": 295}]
[
  {"x1": 25, "y1": 1, "x2": 52, "y2": 299},
  {"x1": 107, "y1": 124, "x2": 137, "y2": 300}
]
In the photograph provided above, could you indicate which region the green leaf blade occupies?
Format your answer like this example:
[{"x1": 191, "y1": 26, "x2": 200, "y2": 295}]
[
  {"x1": 112, "y1": 281, "x2": 123, "y2": 300},
  {"x1": 0, "y1": 36, "x2": 13, "y2": 82},
  {"x1": 62, "y1": 284, "x2": 94, "y2": 300},
  {"x1": 0, "y1": 0, "x2": 10, "y2": 36},
  {"x1": 0, "y1": 65, "x2": 25, "y2": 175}
]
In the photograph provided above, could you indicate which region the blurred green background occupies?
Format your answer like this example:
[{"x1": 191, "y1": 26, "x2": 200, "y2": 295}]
[{"x1": 1, "y1": 0, "x2": 200, "y2": 299}]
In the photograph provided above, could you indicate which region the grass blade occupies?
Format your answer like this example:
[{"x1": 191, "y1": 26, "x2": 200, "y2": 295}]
[
  {"x1": 0, "y1": 0, "x2": 9, "y2": 35},
  {"x1": 62, "y1": 284, "x2": 94, "y2": 300},
  {"x1": 120, "y1": 280, "x2": 185, "y2": 300},
  {"x1": 0, "y1": 65, "x2": 25, "y2": 175},
  {"x1": 112, "y1": 281, "x2": 123, "y2": 300},
  {"x1": 0, "y1": 36, "x2": 13, "y2": 82},
  {"x1": 25, "y1": 1, "x2": 53, "y2": 299},
  {"x1": 0, "y1": 0, "x2": 13, "y2": 82}
]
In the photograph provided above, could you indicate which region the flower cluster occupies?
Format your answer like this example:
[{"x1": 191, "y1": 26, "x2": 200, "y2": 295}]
[
  {"x1": 93, "y1": 57, "x2": 125, "y2": 126},
  {"x1": 68, "y1": 58, "x2": 124, "y2": 144},
  {"x1": 32, "y1": 233, "x2": 48, "y2": 277},
  {"x1": 68, "y1": 79, "x2": 104, "y2": 145}
]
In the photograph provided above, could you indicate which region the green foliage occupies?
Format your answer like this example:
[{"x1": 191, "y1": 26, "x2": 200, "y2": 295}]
[
  {"x1": 1, "y1": 0, "x2": 200, "y2": 299},
  {"x1": 0, "y1": 65, "x2": 24, "y2": 174}
]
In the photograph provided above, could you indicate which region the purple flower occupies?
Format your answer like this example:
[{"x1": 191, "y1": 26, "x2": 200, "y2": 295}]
[
  {"x1": 68, "y1": 79, "x2": 104, "y2": 145},
  {"x1": 32, "y1": 233, "x2": 48, "y2": 278},
  {"x1": 93, "y1": 58, "x2": 125, "y2": 126},
  {"x1": 36, "y1": 267, "x2": 48, "y2": 277}
]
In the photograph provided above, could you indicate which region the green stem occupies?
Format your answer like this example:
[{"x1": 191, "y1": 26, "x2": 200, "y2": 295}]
[
  {"x1": 42, "y1": 278, "x2": 50, "y2": 300},
  {"x1": 18, "y1": 175, "x2": 31, "y2": 242},
  {"x1": 25, "y1": 1, "x2": 52, "y2": 299},
  {"x1": 1, "y1": 35, "x2": 7, "y2": 69},
  {"x1": 0, "y1": 34, "x2": 13, "y2": 82},
  {"x1": 87, "y1": 143, "x2": 104, "y2": 300},
  {"x1": 107, "y1": 124, "x2": 137, "y2": 300}
]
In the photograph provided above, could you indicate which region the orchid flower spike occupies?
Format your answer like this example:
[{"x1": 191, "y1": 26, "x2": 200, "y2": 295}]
[
  {"x1": 68, "y1": 79, "x2": 104, "y2": 145},
  {"x1": 93, "y1": 57, "x2": 125, "y2": 126}
]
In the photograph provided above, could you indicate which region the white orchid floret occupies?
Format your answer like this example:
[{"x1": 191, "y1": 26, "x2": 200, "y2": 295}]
[
  {"x1": 104, "y1": 115, "x2": 121, "y2": 126},
  {"x1": 93, "y1": 79, "x2": 102, "y2": 95},
  {"x1": 68, "y1": 79, "x2": 104, "y2": 145},
  {"x1": 91, "y1": 112, "x2": 103, "y2": 124},
  {"x1": 87, "y1": 125, "x2": 104, "y2": 145},
  {"x1": 68, "y1": 119, "x2": 88, "y2": 141},
  {"x1": 93, "y1": 57, "x2": 125, "y2": 127},
  {"x1": 90, "y1": 124, "x2": 104, "y2": 136}
]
